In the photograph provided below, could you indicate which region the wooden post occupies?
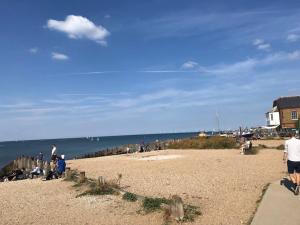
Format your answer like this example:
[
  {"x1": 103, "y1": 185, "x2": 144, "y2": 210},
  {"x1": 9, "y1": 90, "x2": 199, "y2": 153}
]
[
  {"x1": 43, "y1": 162, "x2": 49, "y2": 178},
  {"x1": 26, "y1": 157, "x2": 32, "y2": 171},
  {"x1": 16, "y1": 158, "x2": 19, "y2": 169},
  {"x1": 170, "y1": 195, "x2": 184, "y2": 221},
  {"x1": 97, "y1": 176, "x2": 105, "y2": 186},
  {"x1": 13, "y1": 160, "x2": 17, "y2": 170},
  {"x1": 65, "y1": 167, "x2": 71, "y2": 179},
  {"x1": 21, "y1": 157, "x2": 25, "y2": 169},
  {"x1": 24, "y1": 157, "x2": 28, "y2": 169},
  {"x1": 79, "y1": 171, "x2": 85, "y2": 183}
]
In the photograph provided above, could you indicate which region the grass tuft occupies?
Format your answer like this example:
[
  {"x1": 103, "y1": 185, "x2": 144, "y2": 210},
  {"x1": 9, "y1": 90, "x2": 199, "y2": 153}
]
[
  {"x1": 122, "y1": 192, "x2": 138, "y2": 202},
  {"x1": 183, "y1": 204, "x2": 201, "y2": 222},
  {"x1": 76, "y1": 186, "x2": 117, "y2": 197},
  {"x1": 64, "y1": 170, "x2": 78, "y2": 182},
  {"x1": 143, "y1": 197, "x2": 171, "y2": 213}
]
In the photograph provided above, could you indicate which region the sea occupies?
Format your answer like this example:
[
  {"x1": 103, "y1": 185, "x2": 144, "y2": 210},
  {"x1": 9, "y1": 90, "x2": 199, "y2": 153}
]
[{"x1": 0, "y1": 132, "x2": 198, "y2": 169}]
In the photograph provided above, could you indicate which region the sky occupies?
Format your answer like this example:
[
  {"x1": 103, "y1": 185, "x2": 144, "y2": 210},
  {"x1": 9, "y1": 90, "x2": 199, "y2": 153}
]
[{"x1": 1, "y1": 0, "x2": 300, "y2": 141}]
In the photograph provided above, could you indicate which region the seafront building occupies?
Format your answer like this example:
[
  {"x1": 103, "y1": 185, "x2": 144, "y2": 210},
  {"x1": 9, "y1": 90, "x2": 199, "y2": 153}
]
[{"x1": 266, "y1": 96, "x2": 300, "y2": 130}]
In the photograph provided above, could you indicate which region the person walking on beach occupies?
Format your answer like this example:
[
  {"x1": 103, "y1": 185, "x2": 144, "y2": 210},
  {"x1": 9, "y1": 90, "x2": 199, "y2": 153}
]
[
  {"x1": 51, "y1": 144, "x2": 57, "y2": 161},
  {"x1": 283, "y1": 132, "x2": 300, "y2": 195}
]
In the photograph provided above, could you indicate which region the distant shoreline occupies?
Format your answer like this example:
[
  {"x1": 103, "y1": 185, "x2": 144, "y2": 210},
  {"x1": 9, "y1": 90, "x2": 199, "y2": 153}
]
[{"x1": 0, "y1": 132, "x2": 199, "y2": 169}]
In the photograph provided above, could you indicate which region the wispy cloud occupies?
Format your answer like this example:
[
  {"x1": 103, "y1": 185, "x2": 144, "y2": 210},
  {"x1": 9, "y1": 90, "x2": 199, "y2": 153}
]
[
  {"x1": 253, "y1": 39, "x2": 271, "y2": 51},
  {"x1": 287, "y1": 33, "x2": 300, "y2": 42},
  {"x1": 29, "y1": 47, "x2": 38, "y2": 54},
  {"x1": 66, "y1": 71, "x2": 120, "y2": 75},
  {"x1": 181, "y1": 61, "x2": 199, "y2": 69},
  {"x1": 181, "y1": 49, "x2": 300, "y2": 75},
  {"x1": 138, "y1": 70, "x2": 198, "y2": 73},
  {"x1": 129, "y1": 9, "x2": 300, "y2": 48},
  {"x1": 46, "y1": 15, "x2": 110, "y2": 46},
  {"x1": 51, "y1": 52, "x2": 69, "y2": 60}
]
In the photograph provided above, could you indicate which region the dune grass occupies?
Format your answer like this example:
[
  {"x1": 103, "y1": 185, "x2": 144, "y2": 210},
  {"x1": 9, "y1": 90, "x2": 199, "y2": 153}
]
[{"x1": 168, "y1": 136, "x2": 238, "y2": 149}]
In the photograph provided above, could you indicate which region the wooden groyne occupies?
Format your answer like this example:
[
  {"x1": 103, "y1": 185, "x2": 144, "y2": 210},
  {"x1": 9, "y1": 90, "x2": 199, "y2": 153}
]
[
  {"x1": 0, "y1": 156, "x2": 47, "y2": 177},
  {"x1": 76, "y1": 141, "x2": 170, "y2": 159}
]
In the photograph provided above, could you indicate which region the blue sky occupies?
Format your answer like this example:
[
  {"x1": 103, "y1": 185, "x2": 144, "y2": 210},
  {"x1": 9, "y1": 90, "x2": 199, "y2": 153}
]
[{"x1": 1, "y1": 0, "x2": 300, "y2": 141}]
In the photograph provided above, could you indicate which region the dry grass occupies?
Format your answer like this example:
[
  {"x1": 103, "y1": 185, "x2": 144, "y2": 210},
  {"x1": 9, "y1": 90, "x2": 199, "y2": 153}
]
[{"x1": 168, "y1": 136, "x2": 238, "y2": 149}]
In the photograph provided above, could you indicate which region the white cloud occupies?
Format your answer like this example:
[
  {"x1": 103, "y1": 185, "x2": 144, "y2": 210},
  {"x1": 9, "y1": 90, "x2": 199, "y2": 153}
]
[
  {"x1": 252, "y1": 39, "x2": 271, "y2": 51},
  {"x1": 138, "y1": 70, "x2": 198, "y2": 73},
  {"x1": 253, "y1": 39, "x2": 264, "y2": 46},
  {"x1": 47, "y1": 15, "x2": 110, "y2": 46},
  {"x1": 52, "y1": 52, "x2": 69, "y2": 60},
  {"x1": 209, "y1": 58, "x2": 258, "y2": 75},
  {"x1": 287, "y1": 33, "x2": 300, "y2": 42},
  {"x1": 257, "y1": 43, "x2": 271, "y2": 51},
  {"x1": 181, "y1": 61, "x2": 199, "y2": 69},
  {"x1": 104, "y1": 14, "x2": 111, "y2": 19},
  {"x1": 288, "y1": 50, "x2": 300, "y2": 60},
  {"x1": 202, "y1": 50, "x2": 300, "y2": 75},
  {"x1": 29, "y1": 47, "x2": 38, "y2": 54}
]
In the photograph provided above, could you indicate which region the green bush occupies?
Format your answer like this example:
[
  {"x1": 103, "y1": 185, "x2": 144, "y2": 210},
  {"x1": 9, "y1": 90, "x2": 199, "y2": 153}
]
[
  {"x1": 77, "y1": 186, "x2": 116, "y2": 197},
  {"x1": 76, "y1": 181, "x2": 119, "y2": 197},
  {"x1": 143, "y1": 197, "x2": 171, "y2": 213},
  {"x1": 123, "y1": 192, "x2": 138, "y2": 202},
  {"x1": 168, "y1": 136, "x2": 238, "y2": 149}
]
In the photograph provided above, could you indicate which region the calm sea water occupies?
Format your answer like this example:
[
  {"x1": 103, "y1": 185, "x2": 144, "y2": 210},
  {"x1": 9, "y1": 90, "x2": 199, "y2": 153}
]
[{"x1": 0, "y1": 132, "x2": 198, "y2": 169}]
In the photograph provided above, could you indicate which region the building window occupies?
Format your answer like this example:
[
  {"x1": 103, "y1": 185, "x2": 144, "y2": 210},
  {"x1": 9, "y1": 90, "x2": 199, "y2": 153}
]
[
  {"x1": 291, "y1": 111, "x2": 298, "y2": 120},
  {"x1": 270, "y1": 114, "x2": 273, "y2": 120}
]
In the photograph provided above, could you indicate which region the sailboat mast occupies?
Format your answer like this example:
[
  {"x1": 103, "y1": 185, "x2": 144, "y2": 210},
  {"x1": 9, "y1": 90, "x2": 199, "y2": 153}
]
[{"x1": 216, "y1": 110, "x2": 220, "y2": 132}]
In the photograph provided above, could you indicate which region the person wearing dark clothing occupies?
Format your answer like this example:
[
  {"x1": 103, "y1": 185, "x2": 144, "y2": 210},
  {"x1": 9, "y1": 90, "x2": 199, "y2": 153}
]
[
  {"x1": 7, "y1": 168, "x2": 26, "y2": 181},
  {"x1": 56, "y1": 158, "x2": 66, "y2": 176},
  {"x1": 38, "y1": 152, "x2": 43, "y2": 161}
]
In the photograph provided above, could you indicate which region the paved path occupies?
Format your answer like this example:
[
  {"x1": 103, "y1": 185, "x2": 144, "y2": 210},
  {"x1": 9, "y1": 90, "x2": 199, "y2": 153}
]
[{"x1": 251, "y1": 179, "x2": 300, "y2": 225}]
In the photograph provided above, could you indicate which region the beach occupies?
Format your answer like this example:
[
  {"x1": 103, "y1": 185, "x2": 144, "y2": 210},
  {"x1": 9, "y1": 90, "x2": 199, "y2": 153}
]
[{"x1": 0, "y1": 140, "x2": 285, "y2": 225}]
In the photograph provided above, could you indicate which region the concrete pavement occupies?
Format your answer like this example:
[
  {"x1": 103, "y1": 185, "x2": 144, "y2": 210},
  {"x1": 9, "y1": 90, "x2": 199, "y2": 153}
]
[{"x1": 251, "y1": 179, "x2": 300, "y2": 225}]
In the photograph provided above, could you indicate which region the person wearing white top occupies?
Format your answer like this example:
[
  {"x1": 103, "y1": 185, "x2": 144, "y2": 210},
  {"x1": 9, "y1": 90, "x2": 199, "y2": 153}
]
[
  {"x1": 51, "y1": 144, "x2": 57, "y2": 161},
  {"x1": 30, "y1": 166, "x2": 41, "y2": 179},
  {"x1": 283, "y1": 133, "x2": 300, "y2": 195}
]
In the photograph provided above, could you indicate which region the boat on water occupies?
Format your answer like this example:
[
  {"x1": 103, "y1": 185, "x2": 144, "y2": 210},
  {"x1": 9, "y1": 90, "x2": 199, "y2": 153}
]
[{"x1": 198, "y1": 132, "x2": 207, "y2": 137}]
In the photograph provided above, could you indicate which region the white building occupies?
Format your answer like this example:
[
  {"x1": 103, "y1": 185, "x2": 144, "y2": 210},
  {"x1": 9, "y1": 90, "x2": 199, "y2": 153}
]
[{"x1": 265, "y1": 106, "x2": 280, "y2": 127}]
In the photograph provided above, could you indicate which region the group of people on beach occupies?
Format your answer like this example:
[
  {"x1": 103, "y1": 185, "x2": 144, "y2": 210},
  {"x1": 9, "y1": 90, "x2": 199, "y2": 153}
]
[
  {"x1": 45, "y1": 144, "x2": 66, "y2": 180},
  {"x1": 1, "y1": 144, "x2": 66, "y2": 182}
]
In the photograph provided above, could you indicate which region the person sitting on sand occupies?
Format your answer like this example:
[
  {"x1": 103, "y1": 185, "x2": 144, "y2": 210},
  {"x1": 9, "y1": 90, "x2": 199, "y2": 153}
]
[
  {"x1": 56, "y1": 155, "x2": 66, "y2": 177},
  {"x1": 240, "y1": 138, "x2": 252, "y2": 155},
  {"x1": 7, "y1": 168, "x2": 26, "y2": 181},
  {"x1": 46, "y1": 161, "x2": 58, "y2": 180},
  {"x1": 30, "y1": 166, "x2": 41, "y2": 179},
  {"x1": 283, "y1": 132, "x2": 300, "y2": 195}
]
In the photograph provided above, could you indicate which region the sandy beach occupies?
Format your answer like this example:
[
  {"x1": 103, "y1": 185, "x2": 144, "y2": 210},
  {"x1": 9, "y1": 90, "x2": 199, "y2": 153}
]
[{"x1": 0, "y1": 140, "x2": 286, "y2": 225}]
